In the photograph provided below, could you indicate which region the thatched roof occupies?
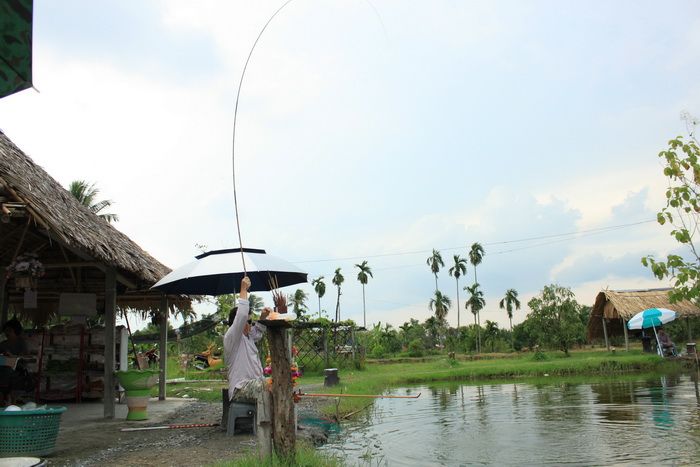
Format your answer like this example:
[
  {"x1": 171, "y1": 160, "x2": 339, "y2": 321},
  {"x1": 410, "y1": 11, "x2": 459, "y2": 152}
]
[
  {"x1": 587, "y1": 288, "x2": 700, "y2": 341},
  {"x1": 0, "y1": 130, "x2": 192, "y2": 324}
]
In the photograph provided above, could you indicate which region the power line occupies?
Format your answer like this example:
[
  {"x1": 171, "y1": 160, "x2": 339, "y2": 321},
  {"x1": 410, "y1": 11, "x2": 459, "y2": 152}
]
[{"x1": 296, "y1": 219, "x2": 656, "y2": 266}]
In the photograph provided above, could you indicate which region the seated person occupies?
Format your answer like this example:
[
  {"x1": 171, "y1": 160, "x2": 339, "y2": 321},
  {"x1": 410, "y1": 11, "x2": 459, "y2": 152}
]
[
  {"x1": 0, "y1": 317, "x2": 34, "y2": 406},
  {"x1": 657, "y1": 329, "x2": 677, "y2": 357},
  {"x1": 224, "y1": 276, "x2": 271, "y2": 405}
]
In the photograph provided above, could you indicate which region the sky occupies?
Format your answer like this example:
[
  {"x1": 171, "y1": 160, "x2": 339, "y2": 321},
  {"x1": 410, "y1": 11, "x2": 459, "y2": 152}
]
[{"x1": 1, "y1": 0, "x2": 699, "y2": 332}]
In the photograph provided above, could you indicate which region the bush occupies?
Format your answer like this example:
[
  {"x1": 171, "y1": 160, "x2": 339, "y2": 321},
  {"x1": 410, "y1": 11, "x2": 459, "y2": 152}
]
[
  {"x1": 369, "y1": 344, "x2": 387, "y2": 359},
  {"x1": 407, "y1": 339, "x2": 424, "y2": 357}
]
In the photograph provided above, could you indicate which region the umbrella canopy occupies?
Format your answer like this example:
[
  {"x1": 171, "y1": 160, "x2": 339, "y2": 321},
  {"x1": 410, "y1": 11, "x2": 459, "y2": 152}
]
[
  {"x1": 627, "y1": 308, "x2": 678, "y2": 330},
  {"x1": 152, "y1": 248, "x2": 307, "y2": 296},
  {"x1": 0, "y1": 0, "x2": 33, "y2": 99}
]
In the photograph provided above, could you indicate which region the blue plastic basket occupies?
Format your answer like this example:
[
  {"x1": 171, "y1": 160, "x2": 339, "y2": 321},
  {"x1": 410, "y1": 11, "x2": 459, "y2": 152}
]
[{"x1": 0, "y1": 407, "x2": 66, "y2": 457}]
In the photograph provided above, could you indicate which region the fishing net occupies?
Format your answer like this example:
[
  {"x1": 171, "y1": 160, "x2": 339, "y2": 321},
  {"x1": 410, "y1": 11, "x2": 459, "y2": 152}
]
[{"x1": 297, "y1": 415, "x2": 339, "y2": 434}]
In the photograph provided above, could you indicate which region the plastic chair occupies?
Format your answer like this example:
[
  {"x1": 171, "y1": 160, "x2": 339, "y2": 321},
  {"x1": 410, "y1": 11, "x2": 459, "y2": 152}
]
[{"x1": 226, "y1": 402, "x2": 257, "y2": 436}]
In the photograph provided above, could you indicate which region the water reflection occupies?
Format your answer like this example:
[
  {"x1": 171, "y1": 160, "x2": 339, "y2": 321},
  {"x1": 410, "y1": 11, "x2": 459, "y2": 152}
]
[{"x1": 321, "y1": 373, "x2": 700, "y2": 466}]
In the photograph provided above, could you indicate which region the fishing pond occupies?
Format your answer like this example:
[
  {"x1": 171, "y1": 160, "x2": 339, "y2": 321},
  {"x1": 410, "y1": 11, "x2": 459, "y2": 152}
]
[{"x1": 320, "y1": 372, "x2": 700, "y2": 466}]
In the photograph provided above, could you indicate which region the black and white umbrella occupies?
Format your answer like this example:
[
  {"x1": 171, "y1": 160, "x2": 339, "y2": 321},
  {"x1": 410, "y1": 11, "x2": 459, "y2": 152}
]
[{"x1": 152, "y1": 248, "x2": 307, "y2": 296}]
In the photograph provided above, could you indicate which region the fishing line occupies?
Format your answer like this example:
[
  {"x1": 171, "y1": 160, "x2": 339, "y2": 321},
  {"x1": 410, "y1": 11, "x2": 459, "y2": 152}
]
[
  {"x1": 230, "y1": 0, "x2": 388, "y2": 275},
  {"x1": 231, "y1": 0, "x2": 294, "y2": 274}
]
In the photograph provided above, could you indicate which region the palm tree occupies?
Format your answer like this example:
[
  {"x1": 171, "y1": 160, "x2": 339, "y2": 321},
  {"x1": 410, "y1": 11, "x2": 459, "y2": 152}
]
[
  {"x1": 429, "y1": 290, "x2": 451, "y2": 322},
  {"x1": 68, "y1": 180, "x2": 119, "y2": 223},
  {"x1": 248, "y1": 294, "x2": 265, "y2": 314},
  {"x1": 311, "y1": 276, "x2": 326, "y2": 319},
  {"x1": 288, "y1": 289, "x2": 310, "y2": 320},
  {"x1": 484, "y1": 320, "x2": 500, "y2": 352},
  {"x1": 448, "y1": 254, "x2": 468, "y2": 327},
  {"x1": 499, "y1": 288, "x2": 521, "y2": 349},
  {"x1": 468, "y1": 243, "x2": 485, "y2": 284},
  {"x1": 332, "y1": 267, "x2": 344, "y2": 322},
  {"x1": 426, "y1": 249, "x2": 444, "y2": 292},
  {"x1": 355, "y1": 260, "x2": 373, "y2": 328},
  {"x1": 465, "y1": 282, "x2": 485, "y2": 353},
  {"x1": 469, "y1": 243, "x2": 485, "y2": 350}
]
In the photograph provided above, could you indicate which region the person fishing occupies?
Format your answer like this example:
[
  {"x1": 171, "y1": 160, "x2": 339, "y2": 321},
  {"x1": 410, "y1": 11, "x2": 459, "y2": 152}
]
[
  {"x1": 224, "y1": 276, "x2": 271, "y2": 405},
  {"x1": 657, "y1": 329, "x2": 677, "y2": 357}
]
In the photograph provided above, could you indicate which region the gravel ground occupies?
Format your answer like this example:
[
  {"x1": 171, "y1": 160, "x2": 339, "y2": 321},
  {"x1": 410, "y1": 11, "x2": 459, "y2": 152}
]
[{"x1": 46, "y1": 385, "x2": 333, "y2": 467}]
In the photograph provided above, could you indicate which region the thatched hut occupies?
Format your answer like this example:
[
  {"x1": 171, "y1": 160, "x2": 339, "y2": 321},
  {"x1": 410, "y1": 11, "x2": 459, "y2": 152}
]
[
  {"x1": 587, "y1": 288, "x2": 700, "y2": 350},
  {"x1": 0, "y1": 130, "x2": 191, "y2": 417}
]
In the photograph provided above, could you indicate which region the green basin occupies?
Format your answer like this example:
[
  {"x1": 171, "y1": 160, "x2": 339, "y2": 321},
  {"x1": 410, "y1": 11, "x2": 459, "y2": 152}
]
[{"x1": 115, "y1": 369, "x2": 160, "y2": 391}]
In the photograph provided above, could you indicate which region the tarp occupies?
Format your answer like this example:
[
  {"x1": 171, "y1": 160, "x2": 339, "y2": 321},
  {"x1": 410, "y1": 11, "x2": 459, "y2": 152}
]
[{"x1": 0, "y1": 0, "x2": 33, "y2": 98}]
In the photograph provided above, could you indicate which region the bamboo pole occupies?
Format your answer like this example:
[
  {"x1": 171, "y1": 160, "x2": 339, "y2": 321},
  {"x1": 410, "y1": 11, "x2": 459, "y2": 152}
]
[{"x1": 298, "y1": 392, "x2": 421, "y2": 399}]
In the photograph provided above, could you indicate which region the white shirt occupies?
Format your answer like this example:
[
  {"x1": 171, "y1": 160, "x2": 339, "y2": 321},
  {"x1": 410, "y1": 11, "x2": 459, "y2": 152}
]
[{"x1": 224, "y1": 298, "x2": 267, "y2": 400}]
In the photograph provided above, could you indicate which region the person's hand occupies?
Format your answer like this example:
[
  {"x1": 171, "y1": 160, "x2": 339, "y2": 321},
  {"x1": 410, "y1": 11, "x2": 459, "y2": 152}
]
[
  {"x1": 240, "y1": 276, "x2": 251, "y2": 299},
  {"x1": 261, "y1": 307, "x2": 272, "y2": 320}
]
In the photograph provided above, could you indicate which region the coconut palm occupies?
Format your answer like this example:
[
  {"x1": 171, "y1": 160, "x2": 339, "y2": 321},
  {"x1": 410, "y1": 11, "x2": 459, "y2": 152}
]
[
  {"x1": 499, "y1": 288, "x2": 521, "y2": 349},
  {"x1": 311, "y1": 276, "x2": 326, "y2": 319},
  {"x1": 448, "y1": 254, "x2": 468, "y2": 327},
  {"x1": 429, "y1": 290, "x2": 451, "y2": 322},
  {"x1": 68, "y1": 180, "x2": 119, "y2": 223},
  {"x1": 426, "y1": 249, "x2": 444, "y2": 292},
  {"x1": 469, "y1": 243, "x2": 485, "y2": 349},
  {"x1": 355, "y1": 260, "x2": 373, "y2": 328},
  {"x1": 465, "y1": 282, "x2": 485, "y2": 352},
  {"x1": 332, "y1": 267, "x2": 344, "y2": 322},
  {"x1": 288, "y1": 289, "x2": 310, "y2": 320}
]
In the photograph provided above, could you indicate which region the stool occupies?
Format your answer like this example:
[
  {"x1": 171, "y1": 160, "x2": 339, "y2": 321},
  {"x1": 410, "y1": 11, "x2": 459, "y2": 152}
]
[
  {"x1": 687, "y1": 343, "x2": 697, "y2": 356},
  {"x1": 324, "y1": 368, "x2": 339, "y2": 387},
  {"x1": 226, "y1": 402, "x2": 257, "y2": 436}
]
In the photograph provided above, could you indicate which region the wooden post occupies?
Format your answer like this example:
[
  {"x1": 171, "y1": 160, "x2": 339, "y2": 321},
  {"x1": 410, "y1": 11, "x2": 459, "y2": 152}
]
[
  {"x1": 159, "y1": 295, "x2": 168, "y2": 401},
  {"x1": 602, "y1": 317, "x2": 610, "y2": 351},
  {"x1": 258, "y1": 389, "x2": 272, "y2": 460},
  {"x1": 264, "y1": 320, "x2": 295, "y2": 462},
  {"x1": 623, "y1": 319, "x2": 629, "y2": 351},
  {"x1": 104, "y1": 266, "x2": 117, "y2": 419},
  {"x1": 0, "y1": 276, "x2": 7, "y2": 325}
]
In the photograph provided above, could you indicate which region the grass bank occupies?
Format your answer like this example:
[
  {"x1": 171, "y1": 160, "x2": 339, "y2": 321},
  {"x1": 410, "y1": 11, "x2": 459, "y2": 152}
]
[{"x1": 321, "y1": 349, "x2": 693, "y2": 415}]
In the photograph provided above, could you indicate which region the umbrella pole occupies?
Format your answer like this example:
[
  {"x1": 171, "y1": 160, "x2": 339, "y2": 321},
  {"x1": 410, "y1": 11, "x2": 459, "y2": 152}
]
[{"x1": 653, "y1": 324, "x2": 663, "y2": 357}]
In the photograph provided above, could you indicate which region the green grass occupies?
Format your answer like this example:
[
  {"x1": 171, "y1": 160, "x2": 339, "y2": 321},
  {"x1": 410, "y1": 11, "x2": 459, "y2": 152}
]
[
  {"x1": 316, "y1": 349, "x2": 691, "y2": 415},
  {"x1": 213, "y1": 442, "x2": 344, "y2": 467}
]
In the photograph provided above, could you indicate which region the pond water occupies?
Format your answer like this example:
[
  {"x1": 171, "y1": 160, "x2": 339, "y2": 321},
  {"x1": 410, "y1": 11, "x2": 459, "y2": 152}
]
[{"x1": 319, "y1": 373, "x2": 700, "y2": 466}]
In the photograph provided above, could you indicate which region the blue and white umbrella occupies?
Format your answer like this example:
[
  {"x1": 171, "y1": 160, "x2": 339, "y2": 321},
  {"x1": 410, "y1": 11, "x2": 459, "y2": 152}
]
[
  {"x1": 627, "y1": 308, "x2": 677, "y2": 330},
  {"x1": 627, "y1": 308, "x2": 677, "y2": 356}
]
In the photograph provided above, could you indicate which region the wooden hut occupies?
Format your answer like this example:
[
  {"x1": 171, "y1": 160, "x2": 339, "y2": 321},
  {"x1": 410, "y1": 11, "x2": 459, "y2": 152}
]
[
  {"x1": 0, "y1": 130, "x2": 191, "y2": 417},
  {"x1": 587, "y1": 288, "x2": 700, "y2": 351}
]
